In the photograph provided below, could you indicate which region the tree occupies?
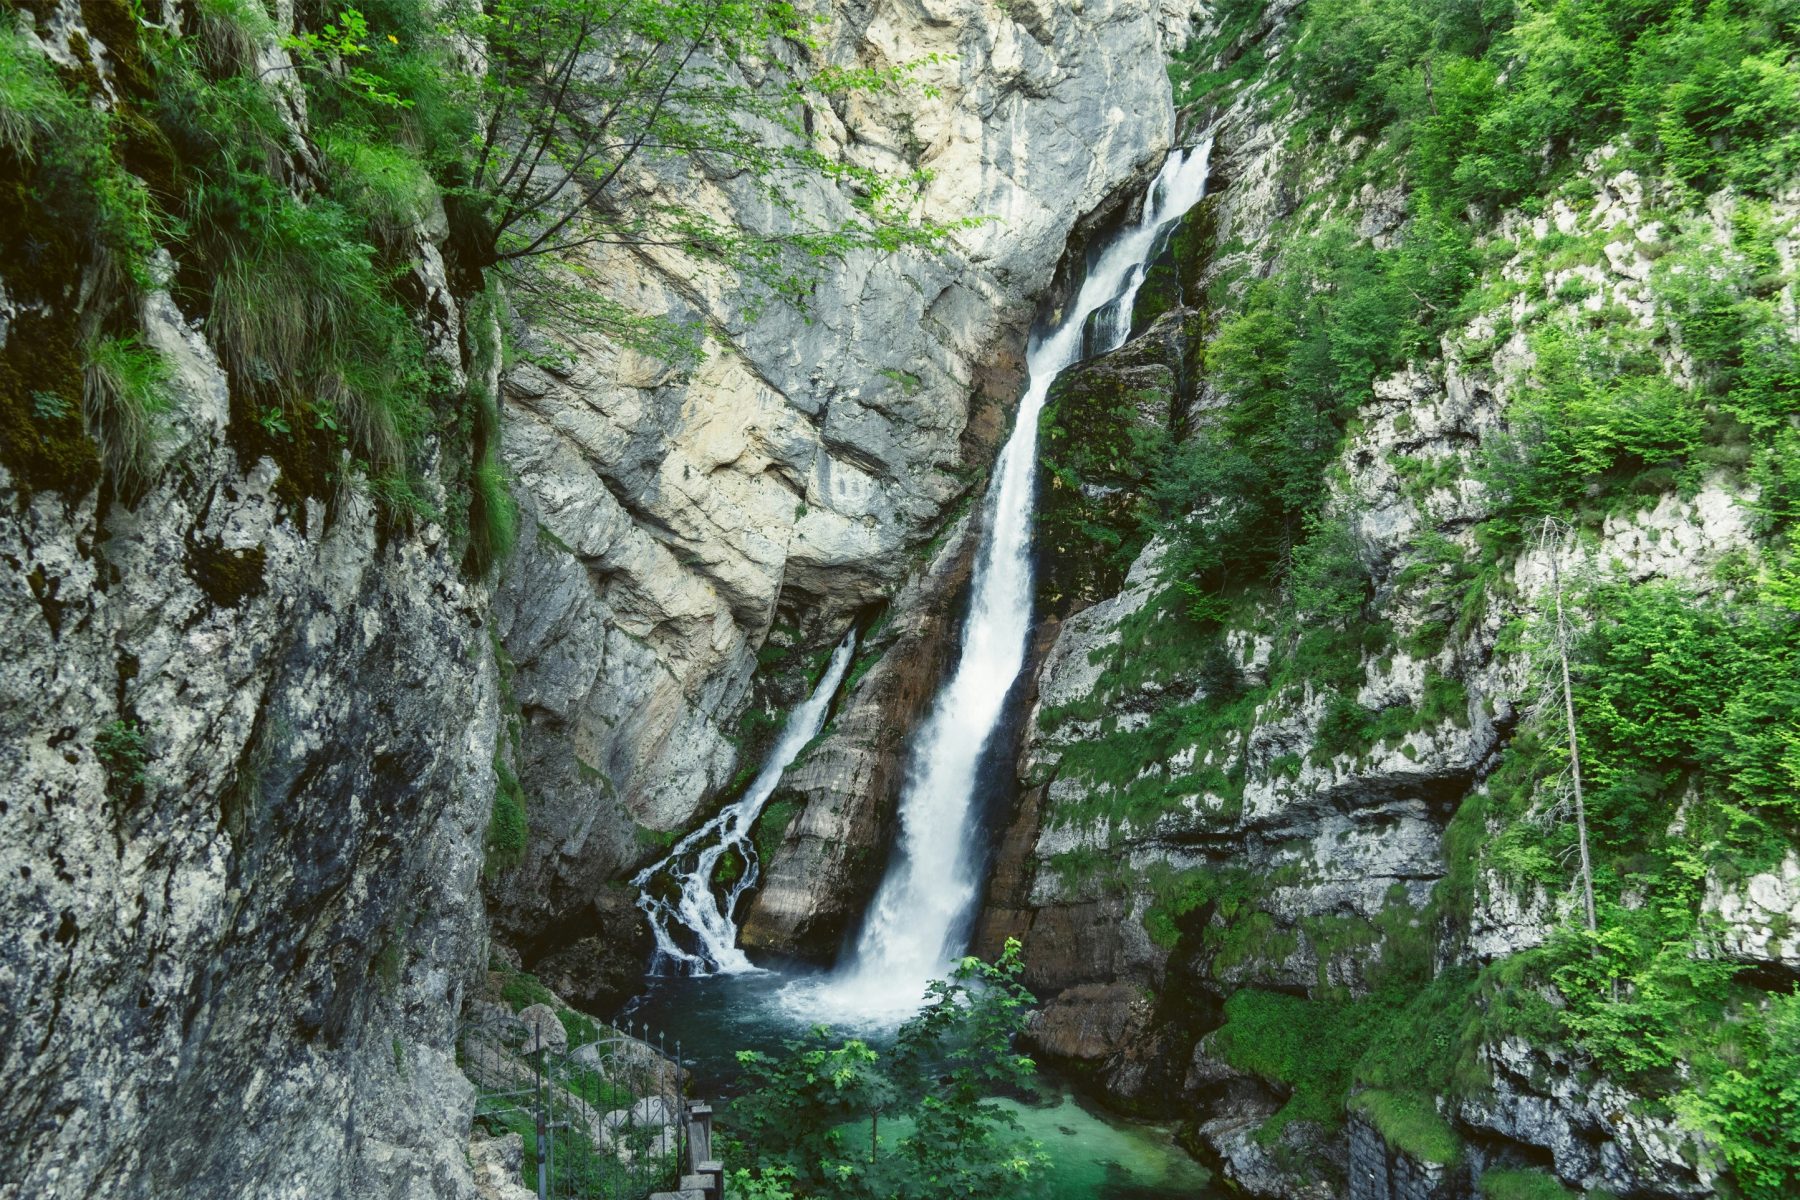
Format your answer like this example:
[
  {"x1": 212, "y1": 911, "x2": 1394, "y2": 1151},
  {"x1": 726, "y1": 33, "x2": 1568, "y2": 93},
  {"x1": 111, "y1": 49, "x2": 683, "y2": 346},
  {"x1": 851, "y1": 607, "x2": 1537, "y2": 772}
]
[
  {"x1": 443, "y1": 0, "x2": 969, "y2": 346},
  {"x1": 1537, "y1": 516, "x2": 1597, "y2": 933},
  {"x1": 726, "y1": 941, "x2": 1045, "y2": 1200}
]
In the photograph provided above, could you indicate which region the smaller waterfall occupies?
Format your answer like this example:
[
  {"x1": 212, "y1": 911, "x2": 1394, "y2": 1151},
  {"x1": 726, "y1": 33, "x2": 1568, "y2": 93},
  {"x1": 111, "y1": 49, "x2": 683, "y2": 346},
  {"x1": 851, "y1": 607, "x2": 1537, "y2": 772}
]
[{"x1": 633, "y1": 631, "x2": 858, "y2": 975}]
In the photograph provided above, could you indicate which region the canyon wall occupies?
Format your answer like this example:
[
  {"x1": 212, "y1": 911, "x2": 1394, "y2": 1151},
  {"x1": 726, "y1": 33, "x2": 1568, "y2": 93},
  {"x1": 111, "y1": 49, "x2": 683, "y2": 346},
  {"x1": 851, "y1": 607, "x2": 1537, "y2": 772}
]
[
  {"x1": 0, "y1": 5, "x2": 495, "y2": 1193},
  {"x1": 0, "y1": 0, "x2": 1205, "y2": 1189},
  {"x1": 971, "y1": 3, "x2": 1800, "y2": 1198},
  {"x1": 487, "y1": 0, "x2": 1204, "y2": 981}
]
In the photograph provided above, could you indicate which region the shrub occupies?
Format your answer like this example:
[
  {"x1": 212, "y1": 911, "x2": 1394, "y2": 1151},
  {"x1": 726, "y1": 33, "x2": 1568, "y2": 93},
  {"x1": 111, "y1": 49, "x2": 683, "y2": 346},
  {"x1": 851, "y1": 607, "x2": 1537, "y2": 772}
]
[
  {"x1": 1481, "y1": 325, "x2": 1704, "y2": 543},
  {"x1": 95, "y1": 719, "x2": 153, "y2": 800},
  {"x1": 485, "y1": 756, "x2": 528, "y2": 875},
  {"x1": 83, "y1": 333, "x2": 174, "y2": 494},
  {"x1": 1686, "y1": 989, "x2": 1800, "y2": 1199}
]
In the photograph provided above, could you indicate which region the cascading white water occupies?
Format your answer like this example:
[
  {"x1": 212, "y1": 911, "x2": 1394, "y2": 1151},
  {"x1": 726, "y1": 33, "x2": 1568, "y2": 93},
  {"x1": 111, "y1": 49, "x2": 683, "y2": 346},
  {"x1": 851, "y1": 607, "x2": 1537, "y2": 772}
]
[
  {"x1": 633, "y1": 631, "x2": 859, "y2": 975},
  {"x1": 791, "y1": 141, "x2": 1216, "y2": 1023}
]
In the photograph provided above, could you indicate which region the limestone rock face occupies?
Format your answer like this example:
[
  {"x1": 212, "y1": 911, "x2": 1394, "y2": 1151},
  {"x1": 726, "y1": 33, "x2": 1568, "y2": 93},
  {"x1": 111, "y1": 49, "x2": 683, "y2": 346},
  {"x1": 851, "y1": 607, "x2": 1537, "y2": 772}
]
[
  {"x1": 980, "y1": 5, "x2": 1789, "y2": 1196},
  {"x1": 0, "y1": 13, "x2": 499, "y2": 1195},
  {"x1": 1703, "y1": 853, "x2": 1800, "y2": 974},
  {"x1": 1347, "y1": 1120, "x2": 1454, "y2": 1200},
  {"x1": 490, "y1": 0, "x2": 1203, "y2": 952},
  {"x1": 0, "y1": 288, "x2": 494, "y2": 1196},
  {"x1": 1458, "y1": 1038, "x2": 1715, "y2": 1198}
]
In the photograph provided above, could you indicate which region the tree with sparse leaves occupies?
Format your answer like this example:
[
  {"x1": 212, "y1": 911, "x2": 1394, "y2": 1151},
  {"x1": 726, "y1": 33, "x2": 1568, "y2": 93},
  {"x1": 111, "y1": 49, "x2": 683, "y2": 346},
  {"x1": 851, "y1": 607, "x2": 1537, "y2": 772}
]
[
  {"x1": 726, "y1": 941, "x2": 1046, "y2": 1200},
  {"x1": 439, "y1": 0, "x2": 971, "y2": 350}
]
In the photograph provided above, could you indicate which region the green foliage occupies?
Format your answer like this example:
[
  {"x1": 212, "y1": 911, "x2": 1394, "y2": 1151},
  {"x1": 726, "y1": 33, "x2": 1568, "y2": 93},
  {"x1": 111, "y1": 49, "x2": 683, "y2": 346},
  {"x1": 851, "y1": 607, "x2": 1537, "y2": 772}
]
[
  {"x1": 1548, "y1": 892, "x2": 1740, "y2": 1081},
  {"x1": 0, "y1": 25, "x2": 158, "y2": 287},
  {"x1": 1291, "y1": 0, "x2": 1800, "y2": 206},
  {"x1": 557, "y1": 1007, "x2": 602, "y2": 1048},
  {"x1": 1210, "y1": 989, "x2": 1375, "y2": 1141},
  {"x1": 194, "y1": 182, "x2": 430, "y2": 480},
  {"x1": 452, "y1": 0, "x2": 973, "y2": 342},
  {"x1": 1048, "y1": 687, "x2": 1260, "y2": 834},
  {"x1": 1287, "y1": 511, "x2": 1371, "y2": 627},
  {"x1": 497, "y1": 967, "x2": 556, "y2": 1011},
  {"x1": 284, "y1": 6, "x2": 414, "y2": 109},
  {"x1": 82, "y1": 333, "x2": 174, "y2": 494},
  {"x1": 1683, "y1": 989, "x2": 1800, "y2": 1200},
  {"x1": 1141, "y1": 865, "x2": 1214, "y2": 950},
  {"x1": 1348, "y1": 1090, "x2": 1461, "y2": 1166},
  {"x1": 1477, "y1": 1168, "x2": 1576, "y2": 1200},
  {"x1": 485, "y1": 755, "x2": 529, "y2": 876},
  {"x1": 1150, "y1": 223, "x2": 1451, "y2": 621},
  {"x1": 1166, "y1": 0, "x2": 1270, "y2": 110},
  {"x1": 728, "y1": 943, "x2": 1046, "y2": 1200},
  {"x1": 95, "y1": 718, "x2": 153, "y2": 800},
  {"x1": 1586, "y1": 583, "x2": 1799, "y2": 831},
  {"x1": 317, "y1": 127, "x2": 435, "y2": 245},
  {"x1": 1481, "y1": 324, "x2": 1706, "y2": 543},
  {"x1": 1462, "y1": 570, "x2": 1799, "y2": 1170},
  {"x1": 466, "y1": 452, "x2": 518, "y2": 575},
  {"x1": 1653, "y1": 211, "x2": 1800, "y2": 535}
]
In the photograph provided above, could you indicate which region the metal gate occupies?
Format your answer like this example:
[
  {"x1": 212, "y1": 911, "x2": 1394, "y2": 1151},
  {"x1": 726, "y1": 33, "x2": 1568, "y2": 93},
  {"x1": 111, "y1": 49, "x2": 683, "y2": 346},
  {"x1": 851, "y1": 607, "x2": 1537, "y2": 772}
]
[{"x1": 458, "y1": 1013, "x2": 688, "y2": 1200}]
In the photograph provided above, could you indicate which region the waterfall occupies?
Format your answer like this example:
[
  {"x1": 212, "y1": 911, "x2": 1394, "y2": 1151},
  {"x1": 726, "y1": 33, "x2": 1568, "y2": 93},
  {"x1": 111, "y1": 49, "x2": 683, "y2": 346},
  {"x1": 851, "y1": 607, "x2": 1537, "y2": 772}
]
[
  {"x1": 794, "y1": 141, "x2": 1216, "y2": 1022},
  {"x1": 633, "y1": 630, "x2": 858, "y2": 975}
]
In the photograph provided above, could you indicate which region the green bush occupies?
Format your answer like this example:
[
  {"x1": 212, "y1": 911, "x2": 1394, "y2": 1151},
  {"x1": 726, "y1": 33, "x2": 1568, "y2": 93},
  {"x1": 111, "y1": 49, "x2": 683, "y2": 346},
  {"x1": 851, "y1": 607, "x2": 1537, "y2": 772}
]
[
  {"x1": 1150, "y1": 223, "x2": 1438, "y2": 618},
  {"x1": 1291, "y1": 0, "x2": 1800, "y2": 207},
  {"x1": 729, "y1": 943, "x2": 1045, "y2": 1200},
  {"x1": 1687, "y1": 989, "x2": 1800, "y2": 1199},
  {"x1": 95, "y1": 718, "x2": 153, "y2": 800},
  {"x1": 83, "y1": 333, "x2": 174, "y2": 494},
  {"x1": 1481, "y1": 325, "x2": 1705, "y2": 542},
  {"x1": 1211, "y1": 989, "x2": 1380, "y2": 1140},
  {"x1": 1575, "y1": 581, "x2": 1800, "y2": 843}
]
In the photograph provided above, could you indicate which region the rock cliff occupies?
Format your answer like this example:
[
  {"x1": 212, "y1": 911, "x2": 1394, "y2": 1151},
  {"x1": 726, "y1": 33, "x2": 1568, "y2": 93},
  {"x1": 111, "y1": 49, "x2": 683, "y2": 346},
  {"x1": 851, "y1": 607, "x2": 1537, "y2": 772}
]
[
  {"x1": 487, "y1": 0, "x2": 1205, "y2": 973},
  {"x1": 0, "y1": 7, "x2": 495, "y2": 1191},
  {"x1": 0, "y1": 0, "x2": 1210, "y2": 1189},
  {"x1": 970, "y1": 2, "x2": 1800, "y2": 1197}
]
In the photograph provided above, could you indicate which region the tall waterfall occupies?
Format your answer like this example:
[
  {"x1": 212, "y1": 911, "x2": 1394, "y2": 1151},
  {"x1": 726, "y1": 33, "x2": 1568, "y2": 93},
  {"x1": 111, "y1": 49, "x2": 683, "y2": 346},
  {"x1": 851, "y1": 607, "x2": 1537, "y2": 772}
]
[
  {"x1": 633, "y1": 631, "x2": 858, "y2": 975},
  {"x1": 802, "y1": 141, "x2": 1216, "y2": 1021}
]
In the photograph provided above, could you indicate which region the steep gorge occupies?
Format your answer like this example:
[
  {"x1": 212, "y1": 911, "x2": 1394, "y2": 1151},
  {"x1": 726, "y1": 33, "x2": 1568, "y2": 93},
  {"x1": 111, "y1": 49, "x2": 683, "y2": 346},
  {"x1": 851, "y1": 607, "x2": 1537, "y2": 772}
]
[{"x1": 3, "y1": 0, "x2": 1798, "y2": 1196}]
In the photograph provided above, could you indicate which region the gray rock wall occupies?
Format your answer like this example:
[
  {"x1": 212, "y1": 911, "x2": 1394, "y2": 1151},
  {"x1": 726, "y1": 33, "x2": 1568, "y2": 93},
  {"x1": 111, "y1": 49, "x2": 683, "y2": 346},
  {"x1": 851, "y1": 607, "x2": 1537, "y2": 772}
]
[
  {"x1": 0, "y1": 288, "x2": 495, "y2": 1197},
  {"x1": 0, "y1": 8, "x2": 497, "y2": 1195},
  {"x1": 488, "y1": 0, "x2": 1205, "y2": 957},
  {"x1": 1347, "y1": 1121, "x2": 1453, "y2": 1200}
]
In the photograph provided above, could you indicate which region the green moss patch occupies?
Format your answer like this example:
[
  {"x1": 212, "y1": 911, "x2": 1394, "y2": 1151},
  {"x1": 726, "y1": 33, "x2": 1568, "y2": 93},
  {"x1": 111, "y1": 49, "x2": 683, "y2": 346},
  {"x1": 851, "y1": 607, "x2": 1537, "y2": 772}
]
[
  {"x1": 1477, "y1": 1169, "x2": 1576, "y2": 1200},
  {"x1": 1349, "y1": 1089, "x2": 1461, "y2": 1167}
]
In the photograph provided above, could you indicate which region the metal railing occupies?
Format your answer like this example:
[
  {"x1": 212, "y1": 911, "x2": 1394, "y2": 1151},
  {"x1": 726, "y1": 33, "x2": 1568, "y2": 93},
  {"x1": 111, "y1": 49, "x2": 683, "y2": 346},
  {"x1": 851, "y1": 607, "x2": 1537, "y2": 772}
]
[{"x1": 458, "y1": 1013, "x2": 708, "y2": 1200}]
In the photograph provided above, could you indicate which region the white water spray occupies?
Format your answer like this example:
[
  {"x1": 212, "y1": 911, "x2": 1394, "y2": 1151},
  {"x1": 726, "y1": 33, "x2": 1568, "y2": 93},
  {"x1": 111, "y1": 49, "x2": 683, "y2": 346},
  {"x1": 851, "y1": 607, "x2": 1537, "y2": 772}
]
[
  {"x1": 633, "y1": 630, "x2": 858, "y2": 975},
  {"x1": 790, "y1": 141, "x2": 1216, "y2": 1024}
]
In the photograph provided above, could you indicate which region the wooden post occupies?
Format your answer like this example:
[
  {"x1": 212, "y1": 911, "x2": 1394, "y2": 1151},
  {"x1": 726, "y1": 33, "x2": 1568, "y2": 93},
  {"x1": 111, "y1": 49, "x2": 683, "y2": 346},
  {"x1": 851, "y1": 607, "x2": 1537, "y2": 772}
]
[{"x1": 686, "y1": 1102, "x2": 713, "y2": 1173}]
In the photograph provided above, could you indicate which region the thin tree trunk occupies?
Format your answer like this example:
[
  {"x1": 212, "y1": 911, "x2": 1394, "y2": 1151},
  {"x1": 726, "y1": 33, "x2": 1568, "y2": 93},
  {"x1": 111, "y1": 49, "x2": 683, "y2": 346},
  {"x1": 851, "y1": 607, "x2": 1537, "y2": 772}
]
[{"x1": 1545, "y1": 519, "x2": 1598, "y2": 933}]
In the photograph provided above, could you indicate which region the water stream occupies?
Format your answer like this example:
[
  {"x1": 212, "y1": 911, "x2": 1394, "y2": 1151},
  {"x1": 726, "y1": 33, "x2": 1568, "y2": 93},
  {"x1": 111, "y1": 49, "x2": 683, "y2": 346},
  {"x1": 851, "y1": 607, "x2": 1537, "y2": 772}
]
[
  {"x1": 632, "y1": 631, "x2": 859, "y2": 975},
  {"x1": 794, "y1": 140, "x2": 1217, "y2": 1023}
]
